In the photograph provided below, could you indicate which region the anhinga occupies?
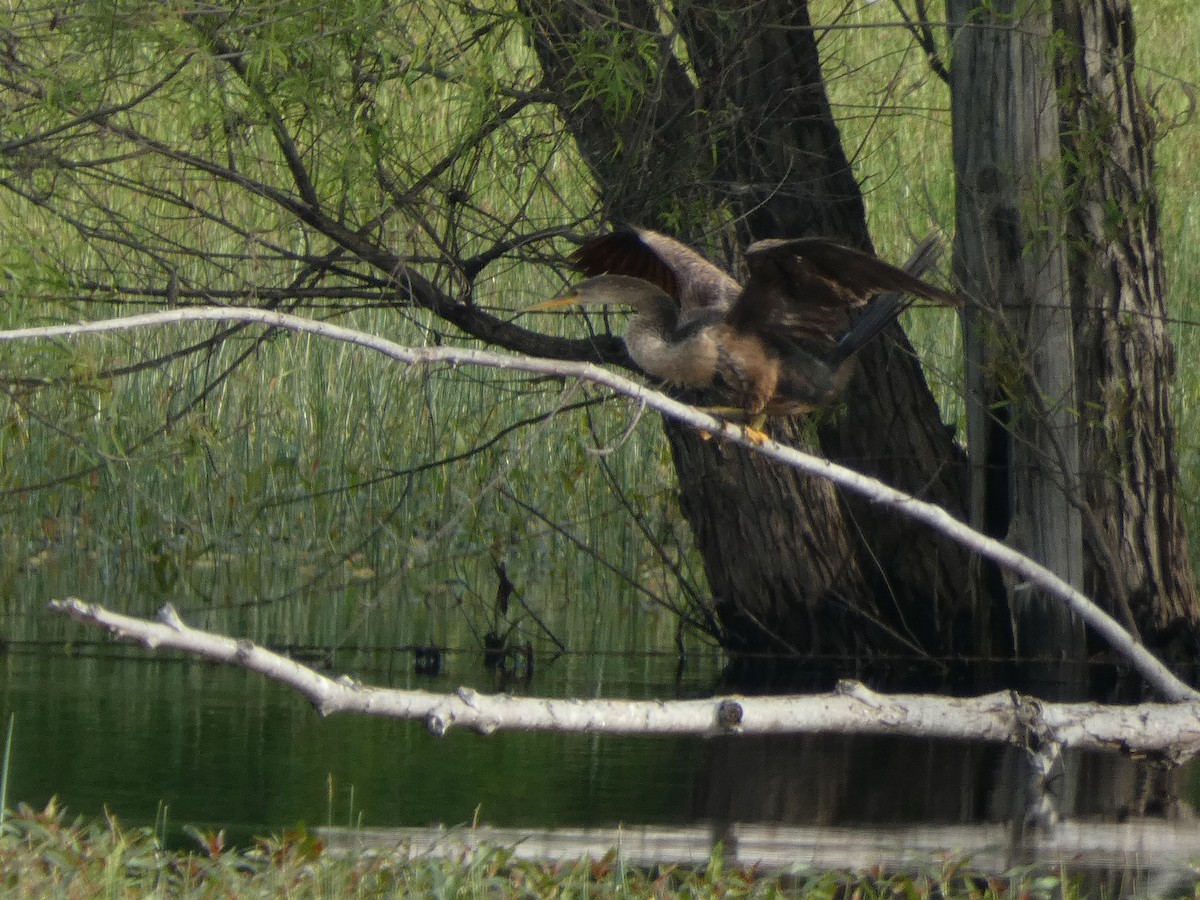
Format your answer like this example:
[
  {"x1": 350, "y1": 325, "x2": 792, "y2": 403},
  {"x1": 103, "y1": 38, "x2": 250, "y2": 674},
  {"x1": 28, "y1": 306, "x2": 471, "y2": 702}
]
[{"x1": 538, "y1": 226, "x2": 961, "y2": 418}]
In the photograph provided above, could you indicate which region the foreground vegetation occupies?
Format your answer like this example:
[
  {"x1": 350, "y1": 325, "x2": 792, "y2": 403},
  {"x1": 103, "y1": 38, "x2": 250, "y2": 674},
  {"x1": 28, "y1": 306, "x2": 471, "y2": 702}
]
[{"x1": 0, "y1": 801, "x2": 1134, "y2": 899}]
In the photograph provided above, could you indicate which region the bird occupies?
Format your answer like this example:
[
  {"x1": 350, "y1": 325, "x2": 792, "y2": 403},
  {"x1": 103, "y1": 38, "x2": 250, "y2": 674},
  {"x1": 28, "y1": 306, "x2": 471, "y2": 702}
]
[{"x1": 536, "y1": 226, "x2": 960, "y2": 419}]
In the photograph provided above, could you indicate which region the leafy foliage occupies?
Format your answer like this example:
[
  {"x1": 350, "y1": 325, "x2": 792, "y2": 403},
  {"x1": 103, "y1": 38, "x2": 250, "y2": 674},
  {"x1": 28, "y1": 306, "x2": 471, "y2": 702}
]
[
  {"x1": 0, "y1": 1, "x2": 710, "y2": 651},
  {"x1": 2, "y1": 0, "x2": 1197, "y2": 657}
]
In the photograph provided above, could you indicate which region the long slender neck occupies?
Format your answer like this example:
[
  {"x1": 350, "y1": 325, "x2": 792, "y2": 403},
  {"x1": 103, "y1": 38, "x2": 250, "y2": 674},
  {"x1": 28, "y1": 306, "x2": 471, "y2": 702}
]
[
  {"x1": 624, "y1": 306, "x2": 719, "y2": 388},
  {"x1": 574, "y1": 275, "x2": 721, "y2": 388}
]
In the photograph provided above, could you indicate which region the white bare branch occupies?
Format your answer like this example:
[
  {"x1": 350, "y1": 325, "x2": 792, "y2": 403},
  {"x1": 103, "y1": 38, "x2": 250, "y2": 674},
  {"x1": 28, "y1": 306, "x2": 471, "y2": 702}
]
[
  {"x1": 4, "y1": 307, "x2": 1195, "y2": 702},
  {"x1": 45, "y1": 599, "x2": 1200, "y2": 761}
]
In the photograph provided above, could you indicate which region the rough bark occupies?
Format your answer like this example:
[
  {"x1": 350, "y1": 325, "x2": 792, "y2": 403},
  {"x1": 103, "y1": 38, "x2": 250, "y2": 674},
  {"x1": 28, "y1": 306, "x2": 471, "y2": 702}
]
[
  {"x1": 683, "y1": 1, "x2": 991, "y2": 661},
  {"x1": 525, "y1": 0, "x2": 993, "y2": 665},
  {"x1": 1054, "y1": 0, "x2": 1200, "y2": 662},
  {"x1": 517, "y1": 0, "x2": 704, "y2": 226},
  {"x1": 665, "y1": 419, "x2": 879, "y2": 658},
  {"x1": 949, "y1": 0, "x2": 1088, "y2": 681},
  {"x1": 521, "y1": 0, "x2": 876, "y2": 659}
]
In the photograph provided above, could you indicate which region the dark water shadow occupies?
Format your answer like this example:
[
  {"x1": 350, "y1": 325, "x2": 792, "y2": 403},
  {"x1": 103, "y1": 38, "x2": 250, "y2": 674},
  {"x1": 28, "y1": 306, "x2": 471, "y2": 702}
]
[{"x1": 684, "y1": 654, "x2": 1196, "y2": 886}]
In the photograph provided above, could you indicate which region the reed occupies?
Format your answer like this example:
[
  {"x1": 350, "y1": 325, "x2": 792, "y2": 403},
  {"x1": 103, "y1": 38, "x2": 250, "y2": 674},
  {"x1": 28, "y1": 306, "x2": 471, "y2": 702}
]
[{"x1": 0, "y1": 3, "x2": 1195, "y2": 655}]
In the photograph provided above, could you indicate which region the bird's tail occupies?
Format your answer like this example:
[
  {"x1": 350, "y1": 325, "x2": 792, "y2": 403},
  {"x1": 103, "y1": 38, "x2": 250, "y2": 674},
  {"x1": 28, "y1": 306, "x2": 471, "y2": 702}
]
[{"x1": 830, "y1": 233, "x2": 947, "y2": 364}]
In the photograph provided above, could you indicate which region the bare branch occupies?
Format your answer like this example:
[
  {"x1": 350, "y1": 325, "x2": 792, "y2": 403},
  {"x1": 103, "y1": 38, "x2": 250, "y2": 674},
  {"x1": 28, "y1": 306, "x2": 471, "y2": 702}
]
[
  {"x1": 45, "y1": 598, "x2": 1200, "y2": 759},
  {"x1": 70, "y1": 119, "x2": 623, "y2": 364},
  {"x1": 890, "y1": 0, "x2": 950, "y2": 84},
  {"x1": 2, "y1": 306, "x2": 1195, "y2": 702},
  {"x1": 180, "y1": 11, "x2": 322, "y2": 210}
]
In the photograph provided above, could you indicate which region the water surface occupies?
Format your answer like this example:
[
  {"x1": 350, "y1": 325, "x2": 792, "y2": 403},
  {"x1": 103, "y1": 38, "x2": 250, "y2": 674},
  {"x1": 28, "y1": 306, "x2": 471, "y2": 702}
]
[{"x1": 0, "y1": 644, "x2": 720, "y2": 839}]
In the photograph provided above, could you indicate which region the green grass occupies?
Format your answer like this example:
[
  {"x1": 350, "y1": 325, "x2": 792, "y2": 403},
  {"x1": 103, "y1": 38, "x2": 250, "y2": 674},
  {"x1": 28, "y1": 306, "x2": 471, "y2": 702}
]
[
  {"x1": 1133, "y1": 0, "x2": 1200, "y2": 503},
  {"x1": 1, "y1": 1, "x2": 1197, "y2": 657},
  {"x1": 0, "y1": 1, "x2": 708, "y2": 656},
  {"x1": 0, "y1": 801, "x2": 1118, "y2": 898},
  {"x1": 0, "y1": 303, "x2": 696, "y2": 651}
]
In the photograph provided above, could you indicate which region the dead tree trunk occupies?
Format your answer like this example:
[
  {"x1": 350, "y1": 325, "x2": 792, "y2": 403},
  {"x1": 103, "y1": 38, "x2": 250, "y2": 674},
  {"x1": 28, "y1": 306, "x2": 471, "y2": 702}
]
[
  {"x1": 949, "y1": 0, "x2": 1088, "y2": 686},
  {"x1": 942, "y1": 0, "x2": 1199, "y2": 819},
  {"x1": 1054, "y1": 0, "x2": 1200, "y2": 666},
  {"x1": 950, "y1": 0, "x2": 1199, "y2": 690}
]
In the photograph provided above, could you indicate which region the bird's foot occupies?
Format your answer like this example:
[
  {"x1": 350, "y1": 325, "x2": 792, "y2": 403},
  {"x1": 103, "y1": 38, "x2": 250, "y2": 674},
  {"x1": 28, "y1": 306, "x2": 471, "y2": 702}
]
[
  {"x1": 741, "y1": 414, "x2": 770, "y2": 445},
  {"x1": 693, "y1": 405, "x2": 740, "y2": 442},
  {"x1": 695, "y1": 406, "x2": 771, "y2": 445}
]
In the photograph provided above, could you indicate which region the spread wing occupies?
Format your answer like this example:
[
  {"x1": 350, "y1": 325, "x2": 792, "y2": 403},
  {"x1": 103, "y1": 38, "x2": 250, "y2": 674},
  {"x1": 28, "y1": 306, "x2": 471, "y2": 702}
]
[
  {"x1": 570, "y1": 226, "x2": 741, "y2": 317},
  {"x1": 732, "y1": 235, "x2": 960, "y2": 348}
]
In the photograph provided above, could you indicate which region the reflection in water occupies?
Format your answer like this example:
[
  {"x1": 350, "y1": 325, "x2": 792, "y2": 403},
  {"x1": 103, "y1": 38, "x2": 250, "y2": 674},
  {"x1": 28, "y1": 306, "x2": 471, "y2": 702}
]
[
  {"x1": 695, "y1": 734, "x2": 999, "y2": 824},
  {"x1": 686, "y1": 729, "x2": 1196, "y2": 892},
  {"x1": 687, "y1": 658, "x2": 1195, "y2": 886},
  {"x1": 0, "y1": 647, "x2": 714, "y2": 835},
  {"x1": 319, "y1": 819, "x2": 1200, "y2": 878},
  {"x1": 691, "y1": 656, "x2": 1194, "y2": 859},
  {"x1": 3, "y1": 640, "x2": 1195, "y2": 875},
  {"x1": 691, "y1": 733, "x2": 1189, "y2": 826}
]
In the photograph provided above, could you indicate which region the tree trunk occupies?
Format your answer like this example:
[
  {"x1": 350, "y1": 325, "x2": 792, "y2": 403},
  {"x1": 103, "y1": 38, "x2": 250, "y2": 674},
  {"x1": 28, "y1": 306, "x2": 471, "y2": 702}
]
[
  {"x1": 525, "y1": 0, "x2": 996, "y2": 666},
  {"x1": 665, "y1": 419, "x2": 883, "y2": 659},
  {"x1": 941, "y1": 0, "x2": 1197, "y2": 818},
  {"x1": 949, "y1": 0, "x2": 1088, "y2": 685},
  {"x1": 950, "y1": 0, "x2": 1200, "y2": 687},
  {"x1": 520, "y1": 0, "x2": 877, "y2": 659},
  {"x1": 684, "y1": 0, "x2": 995, "y2": 662},
  {"x1": 667, "y1": 1, "x2": 933, "y2": 660},
  {"x1": 523, "y1": 0, "x2": 1195, "y2": 681},
  {"x1": 1053, "y1": 0, "x2": 1200, "y2": 664}
]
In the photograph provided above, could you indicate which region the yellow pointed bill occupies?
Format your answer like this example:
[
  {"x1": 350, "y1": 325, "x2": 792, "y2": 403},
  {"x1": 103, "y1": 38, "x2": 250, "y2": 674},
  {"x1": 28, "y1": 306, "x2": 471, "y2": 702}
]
[{"x1": 527, "y1": 289, "x2": 583, "y2": 312}]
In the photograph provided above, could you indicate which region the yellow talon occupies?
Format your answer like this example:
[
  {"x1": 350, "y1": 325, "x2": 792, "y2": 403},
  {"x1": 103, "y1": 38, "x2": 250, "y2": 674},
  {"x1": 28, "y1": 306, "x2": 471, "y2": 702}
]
[
  {"x1": 691, "y1": 406, "x2": 770, "y2": 443},
  {"x1": 742, "y1": 422, "x2": 770, "y2": 445}
]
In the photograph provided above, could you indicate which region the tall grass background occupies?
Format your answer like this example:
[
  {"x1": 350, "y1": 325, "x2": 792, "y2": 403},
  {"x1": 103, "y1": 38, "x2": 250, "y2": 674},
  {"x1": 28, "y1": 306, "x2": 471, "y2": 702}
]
[{"x1": 0, "y1": 0, "x2": 1196, "y2": 661}]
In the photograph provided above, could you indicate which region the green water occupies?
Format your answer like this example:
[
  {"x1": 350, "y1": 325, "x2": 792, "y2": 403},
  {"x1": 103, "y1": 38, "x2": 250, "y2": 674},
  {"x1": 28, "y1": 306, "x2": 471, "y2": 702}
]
[{"x1": 0, "y1": 645, "x2": 719, "y2": 836}]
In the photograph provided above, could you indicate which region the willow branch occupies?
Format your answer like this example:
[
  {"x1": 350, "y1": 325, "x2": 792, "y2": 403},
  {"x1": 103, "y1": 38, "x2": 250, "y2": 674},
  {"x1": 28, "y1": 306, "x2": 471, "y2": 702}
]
[{"x1": 90, "y1": 120, "x2": 623, "y2": 364}]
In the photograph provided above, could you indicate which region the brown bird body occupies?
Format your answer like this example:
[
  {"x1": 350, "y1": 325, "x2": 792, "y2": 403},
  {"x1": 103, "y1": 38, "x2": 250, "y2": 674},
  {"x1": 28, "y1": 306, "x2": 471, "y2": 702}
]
[{"x1": 548, "y1": 226, "x2": 960, "y2": 417}]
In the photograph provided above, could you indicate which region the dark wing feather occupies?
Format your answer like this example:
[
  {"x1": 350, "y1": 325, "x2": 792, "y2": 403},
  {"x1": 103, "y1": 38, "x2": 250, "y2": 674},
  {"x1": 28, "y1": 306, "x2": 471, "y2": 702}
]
[
  {"x1": 744, "y1": 236, "x2": 960, "y2": 306},
  {"x1": 733, "y1": 234, "x2": 960, "y2": 346},
  {"x1": 829, "y1": 232, "x2": 956, "y2": 361},
  {"x1": 570, "y1": 226, "x2": 740, "y2": 316},
  {"x1": 570, "y1": 229, "x2": 678, "y2": 300},
  {"x1": 731, "y1": 238, "x2": 860, "y2": 345}
]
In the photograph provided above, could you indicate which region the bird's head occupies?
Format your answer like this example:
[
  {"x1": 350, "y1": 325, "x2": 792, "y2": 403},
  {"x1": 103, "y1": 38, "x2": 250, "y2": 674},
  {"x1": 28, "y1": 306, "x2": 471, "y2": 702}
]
[{"x1": 529, "y1": 274, "x2": 675, "y2": 314}]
